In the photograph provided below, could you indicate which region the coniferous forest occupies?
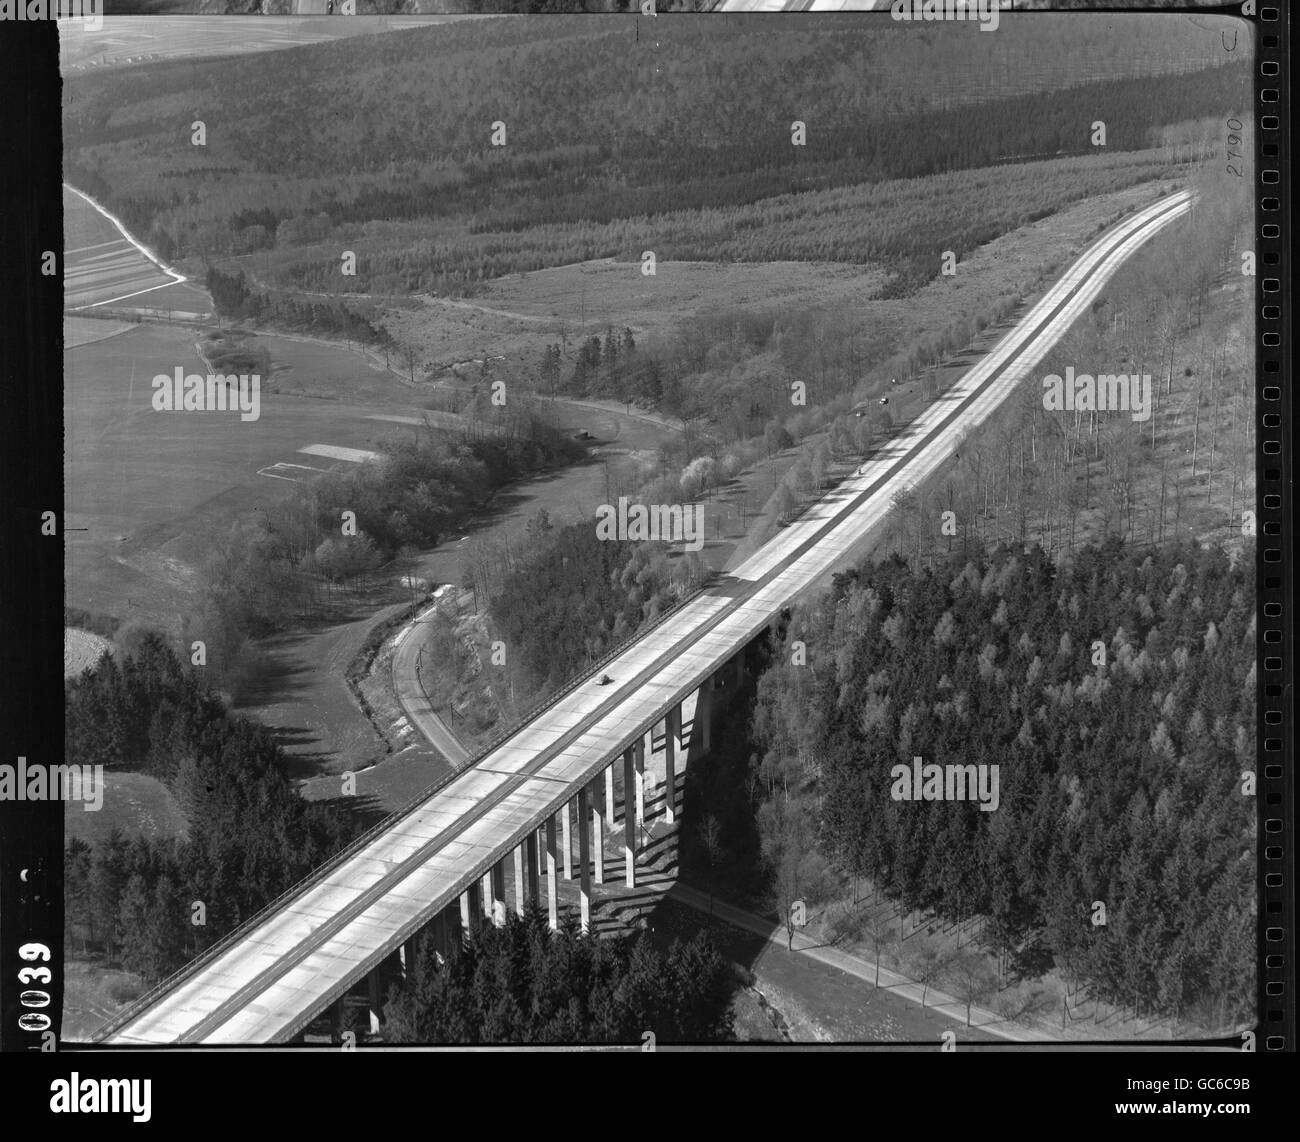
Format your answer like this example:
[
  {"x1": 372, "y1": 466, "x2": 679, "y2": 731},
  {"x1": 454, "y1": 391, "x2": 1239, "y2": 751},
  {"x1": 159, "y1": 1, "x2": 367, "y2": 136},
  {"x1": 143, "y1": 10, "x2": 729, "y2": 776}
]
[
  {"x1": 749, "y1": 539, "x2": 1255, "y2": 1030},
  {"x1": 383, "y1": 908, "x2": 734, "y2": 1044},
  {"x1": 63, "y1": 636, "x2": 359, "y2": 981}
]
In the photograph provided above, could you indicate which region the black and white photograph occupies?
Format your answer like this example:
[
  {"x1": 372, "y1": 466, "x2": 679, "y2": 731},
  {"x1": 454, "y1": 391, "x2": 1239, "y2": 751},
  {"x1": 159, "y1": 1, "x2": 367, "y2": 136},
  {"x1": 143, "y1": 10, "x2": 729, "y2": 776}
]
[{"x1": 0, "y1": 0, "x2": 1290, "y2": 1113}]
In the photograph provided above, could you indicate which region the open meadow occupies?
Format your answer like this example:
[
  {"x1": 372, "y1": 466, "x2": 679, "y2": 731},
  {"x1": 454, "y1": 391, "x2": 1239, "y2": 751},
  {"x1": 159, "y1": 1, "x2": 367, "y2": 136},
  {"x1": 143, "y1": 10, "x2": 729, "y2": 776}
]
[{"x1": 64, "y1": 321, "x2": 443, "y2": 633}]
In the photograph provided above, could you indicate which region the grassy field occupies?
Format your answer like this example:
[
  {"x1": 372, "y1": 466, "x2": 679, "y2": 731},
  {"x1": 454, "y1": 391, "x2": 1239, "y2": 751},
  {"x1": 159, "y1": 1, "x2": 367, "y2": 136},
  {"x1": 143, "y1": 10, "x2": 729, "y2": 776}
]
[
  {"x1": 63, "y1": 321, "x2": 441, "y2": 634},
  {"x1": 386, "y1": 258, "x2": 890, "y2": 377},
  {"x1": 64, "y1": 316, "x2": 137, "y2": 349},
  {"x1": 379, "y1": 176, "x2": 1170, "y2": 390},
  {"x1": 64, "y1": 772, "x2": 188, "y2": 848}
]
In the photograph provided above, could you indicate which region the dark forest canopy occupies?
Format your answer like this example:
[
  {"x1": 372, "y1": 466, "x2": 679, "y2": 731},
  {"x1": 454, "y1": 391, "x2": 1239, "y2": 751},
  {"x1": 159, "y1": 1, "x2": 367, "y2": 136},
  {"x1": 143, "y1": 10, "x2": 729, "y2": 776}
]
[
  {"x1": 751, "y1": 538, "x2": 1255, "y2": 1029},
  {"x1": 384, "y1": 907, "x2": 734, "y2": 1044},
  {"x1": 64, "y1": 16, "x2": 1247, "y2": 295}
]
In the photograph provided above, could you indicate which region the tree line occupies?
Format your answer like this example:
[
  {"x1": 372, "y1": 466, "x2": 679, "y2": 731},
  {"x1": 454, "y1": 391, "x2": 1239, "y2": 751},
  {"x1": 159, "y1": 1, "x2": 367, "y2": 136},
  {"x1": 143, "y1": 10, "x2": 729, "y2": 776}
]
[{"x1": 204, "y1": 265, "x2": 390, "y2": 343}]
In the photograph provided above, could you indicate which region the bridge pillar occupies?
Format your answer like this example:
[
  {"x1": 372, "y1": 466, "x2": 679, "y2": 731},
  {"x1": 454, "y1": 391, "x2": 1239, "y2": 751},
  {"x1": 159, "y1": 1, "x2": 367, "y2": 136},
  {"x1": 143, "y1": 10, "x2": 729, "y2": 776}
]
[
  {"x1": 367, "y1": 969, "x2": 383, "y2": 1035},
  {"x1": 605, "y1": 762, "x2": 616, "y2": 827},
  {"x1": 480, "y1": 872, "x2": 494, "y2": 923},
  {"x1": 732, "y1": 652, "x2": 745, "y2": 689},
  {"x1": 470, "y1": 879, "x2": 485, "y2": 934},
  {"x1": 525, "y1": 831, "x2": 540, "y2": 906},
  {"x1": 590, "y1": 778, "x2": 604, "y2": 885},
  {"x1": 329, "y1": 996, "x2": 344, "y2": 1043},
  {"x1": 623, "y1": 747, "x2": 637, "y2": 889},
  {"x1": 633, "y1": 736, "x2": 645, "y2": 829},
  {"x1": 577, "y1": 785, "x2": 592, "y2": 933},
  {"x1": 690, "y1": 678, "x2": 713, "y2": 762},
  {"x1": 400, "y1": 935, "x2": 418, "y2": 979},
  {"x1": 664, "y1": 705, "x2": 679, "y2": 825},
  {"x1": 561, "y1": 800, "x2": 573, "y2": 881},
  {"x1": 491, "y1": 860, "x2": 507, "y2": 926},
  {"x1": 545, "y1": 814, "x2": 559, "y2": 931},
  {"x1": 513, "y1": 844, "x2": 526, "y2": 916}
]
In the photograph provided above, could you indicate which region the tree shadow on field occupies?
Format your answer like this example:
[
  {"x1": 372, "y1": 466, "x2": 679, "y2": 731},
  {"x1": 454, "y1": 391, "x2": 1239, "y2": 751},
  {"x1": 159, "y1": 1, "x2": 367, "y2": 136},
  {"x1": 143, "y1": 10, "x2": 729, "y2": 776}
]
[
  {"x1": 264, "y1": 727, "x2": 336, "y2": 777},
  {"x1": 307, "y1": 790, "x2": 392, "y2": 834}
]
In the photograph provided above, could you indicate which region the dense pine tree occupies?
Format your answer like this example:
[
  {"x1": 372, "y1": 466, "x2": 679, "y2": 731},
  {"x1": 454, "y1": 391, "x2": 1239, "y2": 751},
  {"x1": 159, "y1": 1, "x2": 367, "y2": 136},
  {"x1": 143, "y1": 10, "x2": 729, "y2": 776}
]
[
  {"x1": 747, "y1": 539, "x2": 1254, "y2": 1028},
  {"x1": 383, "y1": 907, "x2": 734, "y2": 1044}
]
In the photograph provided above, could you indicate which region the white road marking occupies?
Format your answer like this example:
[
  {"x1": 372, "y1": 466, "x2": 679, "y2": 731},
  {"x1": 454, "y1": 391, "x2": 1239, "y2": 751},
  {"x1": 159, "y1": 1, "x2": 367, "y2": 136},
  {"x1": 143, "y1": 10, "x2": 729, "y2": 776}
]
[{"x1": 257, "y1": 462, "x2": 334, "y2": 482}]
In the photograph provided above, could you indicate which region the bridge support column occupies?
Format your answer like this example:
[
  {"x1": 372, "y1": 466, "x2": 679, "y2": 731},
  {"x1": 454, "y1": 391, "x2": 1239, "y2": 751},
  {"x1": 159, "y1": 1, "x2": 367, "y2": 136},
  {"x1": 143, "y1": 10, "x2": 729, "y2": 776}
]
[
  {"x1": 471, "y1": 879, "x2": 485, "y2": 932},
  {"x1": 577, "y1": 785, "x2": 592, "y2": 934},
  {"x1": 634, "y1": 736, "x2": 645, "y2": 829},
  {"x1": 367, "y1": 969, "x2": 383, "y2": 1035},
  {"x1": 400, "y1": 935, "x2": 418, "y2": 979},
  {"x1": 561, "y1": 800, "x2": 573, "y2": 881},
  {"x1": 513, "y1": 844, "x2": 526, "y2": 916},
  {"x1": 491, "y1": 860, "x2": 507, "y2": 926},
  {"x1": 525, "y1": 831, "x2": 540, "y2": 906},
  {"x1": 664, "y1": 704, "x2": 679, "y2": 825},
  {"x1": 605, "y1": 762, "x2": 616, "y2": 827},
  {"x1": 461, "y1": 882, "x2": 483, "y2": 940},
  {"x1": 690, "y1": 678, "x2": 713, "y2": 762},
  {"x1": 329, "y1": 996, "x2": 344, "y2": 1043},
  {"x1": 545, "y1": 814, "x2": 559, "y2": 931},
  {"x1": 732, "y1": 652, "x2": 745, "y2": 689},
  {"x1": 590, "y1": 779, "x2": 604, "y2": 885},
  {"x1": 623, "y1": 747, "x2": 637, "y2": 889},
  {"x1": 480, "y1": 872, "x2": 494, "y2": 923}
]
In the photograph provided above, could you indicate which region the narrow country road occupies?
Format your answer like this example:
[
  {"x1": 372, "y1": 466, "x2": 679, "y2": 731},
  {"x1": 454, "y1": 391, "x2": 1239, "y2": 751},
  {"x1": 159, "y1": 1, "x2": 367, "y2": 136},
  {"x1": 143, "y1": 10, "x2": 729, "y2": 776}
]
[
  {"x1": 661, "y1": 883, "x2": 1057, "y2": 1042},
  {"x1": 391, "y1": 593, "x2": 472, "y2": 769}
]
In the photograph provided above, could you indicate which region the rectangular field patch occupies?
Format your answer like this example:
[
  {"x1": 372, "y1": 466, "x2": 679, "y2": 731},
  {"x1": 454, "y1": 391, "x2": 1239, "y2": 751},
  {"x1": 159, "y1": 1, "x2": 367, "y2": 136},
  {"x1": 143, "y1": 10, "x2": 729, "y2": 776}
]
[{"x1": 297, "y1": 444, "x2": 382, "y2": 464}]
